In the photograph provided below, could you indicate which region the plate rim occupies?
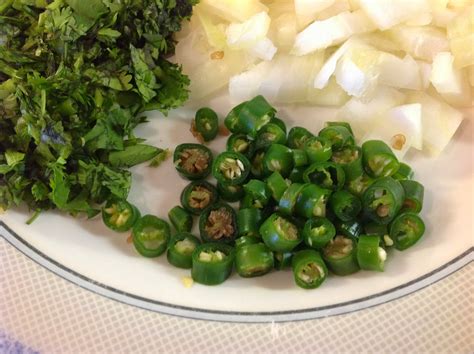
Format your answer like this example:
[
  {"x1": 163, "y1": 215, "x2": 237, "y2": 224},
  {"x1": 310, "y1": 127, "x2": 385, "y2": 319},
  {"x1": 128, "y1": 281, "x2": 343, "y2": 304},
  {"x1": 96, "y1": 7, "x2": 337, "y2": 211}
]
[{"x1": 1, "y1": 221, "x2": 472, "y2": 323}]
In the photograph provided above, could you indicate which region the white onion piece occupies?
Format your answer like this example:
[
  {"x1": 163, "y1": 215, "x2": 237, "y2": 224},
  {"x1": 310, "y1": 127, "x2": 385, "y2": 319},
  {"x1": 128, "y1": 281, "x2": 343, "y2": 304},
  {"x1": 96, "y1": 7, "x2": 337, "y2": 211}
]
[
  {"x1": 291, "y1": 10, "x2": 375, "y2": 56},
  {"x1": 194, "y1": 7, "x2": 227, "y2": 50},
  {"x1": 407, "y1": 92, "x2": 464, "y2": 156},
  {"x1": 200, "y1": 0, "x2": 268, "y2": 22},
  {"x1": 314, "y1": 37, "x2": 368, "y2": 89},
  {"x1": 294, "y1": 0, "x2": 335, "y2": 28},
  {"x1": 307, "y1": 77, "x2": 350, "y2": 106},
  {"x1": 378, "y1": 53, "x2": 422, "y2": 90},
  {"x1": 430, "y1": 52, "x2": 471, "y2": 106},
  {"x1": 248, "y1": 37, "x2": 278, "y2": 61},
  {"x1": 357, "y1": 0, "x2": 431, "y2": 30},
  {"x1": 417, "y1": 61, "x2": 432, "y2": 89},
  {"x1": 387, "y1": 26, "x2": 449, "y2": 61},
  {"x1": 270, "y1": 13, "x2": 298, "y2": 51},
  {"x1": 337, "y1": 87, "x2": 406, "y2": 137},
  {"x1": 468, "y1": 66, "x2": 474, "y2": 87},
  {"x1": 335, "y1": 47, "x2": 380, "y2": 98},
  {"x1": 276, "y1": 53, "x2": 321, "y2": 103},
  {"x1": 226, "y1": 11, "x2": 270, "y2": 50},
  {"x1": 229, "y1": 61, "x2": 271, "y2": 102},
  {"x1": 188, "y1": 50, "x2": 249, "y2": 100},
  {"x1": 449, "y1": 34, "x2": 474, "y2": 69},
  {"x1": 316, "y1": 0, "x2": 351, "y2": 20},
  {"x1": 363, "y1": 103, "x2": 423, "y2": 158}
]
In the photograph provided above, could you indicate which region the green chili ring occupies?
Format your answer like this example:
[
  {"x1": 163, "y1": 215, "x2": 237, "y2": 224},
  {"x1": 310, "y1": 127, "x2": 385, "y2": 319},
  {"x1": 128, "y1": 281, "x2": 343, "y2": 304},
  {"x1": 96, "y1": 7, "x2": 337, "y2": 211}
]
[
  {"x1": 132, "y1": 215, "x2": 171, "y2": 258},
  {"x1": 167, "y1": 232, "x2": 201, "y2": 269},
  {"x1": 102, "y1": 199, "x2": 140, "y2": 232},
  {"x1": 173, "y1": 143, "x2": 213, "y2": 180},
  {"x1": 181, "y1": 180, "x2": 219, "y2": 215},
  {"x1": 236, "y1": 243, "x2": 274, "y2": 278},
  {"x1": 191, "y1": 243, "x2": 236, "y2": 285},
  {"x1": 291, "y1": 250, "x2": 328, "y2": 289},
  {"x1": 199, "y1": 202, "x2": 238, "y2": 244}
]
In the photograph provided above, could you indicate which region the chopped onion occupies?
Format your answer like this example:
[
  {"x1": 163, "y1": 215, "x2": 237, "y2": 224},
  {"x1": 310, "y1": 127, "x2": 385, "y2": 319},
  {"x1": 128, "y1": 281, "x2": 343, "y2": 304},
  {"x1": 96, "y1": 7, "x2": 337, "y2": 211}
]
[
  {"x1": 291, "y1": 10, "x2": 375, "y2": 56},
  {"x1": 363, "y1": 103, "x2": 423, "y2": 159},
  {"x1": 172, "y1": 0, "x2": 470, "y2": 157},
  {"x1": 430, "y1": 52, "x2": 471, "y2": 106},
  {"x1": 357, "y1": 0, "x2": 431, "y2": 30},
  {"x1": 226, "y1": 11, "x2": 271, "y2": 49},
  {"x1": 200, "y1": 0, "x2": 268, "y2": 22},
  {"x1": 387, "y1": 26, "x2": 450, "y2": 61},
  {"x1": 378, "y1": 53, "x2": 422, "y2": 90},
  {"x1": 294, "y1": 0, "x2": 335, "y2": 28},
  {"x1": 407, "y1": 92, "x2": 464, "y2": 157}
]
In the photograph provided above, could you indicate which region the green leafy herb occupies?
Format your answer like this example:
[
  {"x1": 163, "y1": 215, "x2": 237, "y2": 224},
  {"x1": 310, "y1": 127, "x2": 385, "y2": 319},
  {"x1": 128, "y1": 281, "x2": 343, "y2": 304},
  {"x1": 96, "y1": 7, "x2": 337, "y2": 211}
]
[{"x1": 0, "y1": 0, "x2": 197, "y2": 217}]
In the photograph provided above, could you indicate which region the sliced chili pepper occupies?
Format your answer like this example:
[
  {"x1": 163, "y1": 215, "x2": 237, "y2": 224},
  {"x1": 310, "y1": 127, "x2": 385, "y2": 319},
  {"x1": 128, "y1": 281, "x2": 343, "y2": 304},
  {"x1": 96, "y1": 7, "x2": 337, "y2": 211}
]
[
  {"x1": 399, "y1": 180, "x2": 424, "y2": 213},
  {"x1": 295, "y1": 184, "x2": 331, "y2": 219},
  {"x1": 236, "y1": 95, "x2": 276, "y2": 138},
  {"x1": 329, "y1": 190, "x2": 362, "y2": 222},
  {"x1": 243, "y1": 179, "x2": 272, "y2": 209},
  {"x1": 262, "y1": 143, "x2": 294, "y2": 178},
  {"x1": 168, "y1": 205, "x2": 193, "y2": 233},
  {"x1": 304, "y1": 136, "x2": 332, "y2": 163},
  {"x1": 250, "y1": 148, "x2": 266, "y2": 178},
  {"x1": 287, "y1": 126, "x2": 314, "y2": 149},
  {"x1": 291, "y1": 250, "x2": 328, "y2": 289},
  {"x1": 237, "y1": 208, "x2": 263, "y2": 238},
  {"x1": 191, "y1": 243, "x2": 235, "y2": 285},
  {"x1": 324, "y1": 121, "x2": 354, "y2": 135},
  {"x1": 266, "y1": 171, "x2": 289, "y2": 202},
  {"x1": 319, "y1": 125, "x2": 354, "y2": 151},
  {"x1": 323, "y1": 235, "x2": 359, "y2": 275},
  {"x1": 364, "y1": 222, "x2": 393, "y2": 247},
  {"x1": 192, "y1": 107, "x2": 219, "y2": 142},
  {"x1": 224, "y1": 101, "x2": 246, "y2": 133},
  {"x1": 260, "y1": 213, "x2": 302, "y2": 252},
  {"x1": 132, "y1": 215, "x2": 171, "y2": 258},
  {"x1": 236, "y1": 243, "x2": 274, "y2": 278},
  {"x1": 255, "y1": 123, "x2": 286, "y2": 149},
  {"x1": 217, "y1": 182, "x2": 244, "y2": 203},
  {"x1": 302, "y1": 217, "x2": 336, "y2": 249},
  {"x1": 173, "y1": 143, "x2": 213, "y2": 180},
  {"x1": 226, "y1": 133, "x2": 255, "y2": 159},
  {"x1": 288, "y1": 166, "x2": 306, "y2": 183},
  {"x1": 357, "y1": 234, "x2": 386, "y2": 271},
  {"x1": 279, "y1": 183, "x2": 305, "y2": 216},
  {"x1": 274, "y1": 251, "x2": 293, "y2": 270},
  {"x1": 303, "y1": 161, "x2": 345, "y2": 190},
  {"x1": 181, "y1": 180, "x2": 218, "y2": 215},
  {"x1": 332, "y1": 146, "x2": 364, "y2": 181},
  {"x1": 346, "y1": 173, "x2": 374, "y2": 197},
  {"x1": 102, "y1": 199, "x2": 140, "y2": 232},
  {"x1": 167, "y1": 232, "x2": 201, "y2": 269},
  {"x1": 199, "y1": 202, "x2": 238, "y2": 244},
  {"x1": 362, "y1": 177, "x2": 405, "y2": 225},
  {"x1": 292, "y1": 149, "x2": 309, "y2": 167},
  {"x1": 393, "y1": 162, "x2": 414, "y2": 181},
  {"x1": 364, "y1": 222, "x2": 388, "y2": 236},
  {"x1": 235, "y1": 235, "x2": 260, "y2": 248},
  {"x1": 389, "y1": 212, "x2": 425, "y2": 250},
  {"x1": 362, "y1": 140, "x2": 400, "y2": 178},
  {"x1": 335, "y1": 219, "x2": 362, "y2": 239},
  {"x1": 212, "y1": 151, "x2": 250, "y2": 186}
]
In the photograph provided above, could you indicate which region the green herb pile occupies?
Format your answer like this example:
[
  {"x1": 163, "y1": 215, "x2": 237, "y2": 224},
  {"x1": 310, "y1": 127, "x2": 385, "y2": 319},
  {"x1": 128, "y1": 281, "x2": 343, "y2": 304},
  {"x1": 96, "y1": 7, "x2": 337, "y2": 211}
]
[{"x1": 0, "y1": 0, "x2": 197, "y2": 219}]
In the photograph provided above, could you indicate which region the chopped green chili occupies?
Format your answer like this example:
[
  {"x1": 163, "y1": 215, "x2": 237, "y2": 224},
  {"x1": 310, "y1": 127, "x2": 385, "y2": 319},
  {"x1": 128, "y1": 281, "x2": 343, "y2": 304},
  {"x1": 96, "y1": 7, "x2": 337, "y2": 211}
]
[
  {"x1": 236, "y1": 243, "x2": 274, "y2": 278},
  {"x1": 390, "y1": 212, "x2": 425, "y2": 250},
  {"x1": 173, "y1": 143, "x2": 213, "y2": 180},
  {"x1": 191, "y1": 243, "x2": 235, "y2": 285},
  {"x1": 102, "y1": 199, "x2": 140, "y2": 233},
  {"x1": 168, "y1": 205, "x2": 193, "y2": 233},
  {"x1": 132, "y1": 215, "x2": 171, "y2": 258},
  {"x1": 167, "y1": 232, "x2": 201, "y2": 269},
  {"x1": 292, "y1": 250, "x2": 328, "y2": 289},
  {"x1": 181, "y1": 180, "x2": 219, "y2": 215}
]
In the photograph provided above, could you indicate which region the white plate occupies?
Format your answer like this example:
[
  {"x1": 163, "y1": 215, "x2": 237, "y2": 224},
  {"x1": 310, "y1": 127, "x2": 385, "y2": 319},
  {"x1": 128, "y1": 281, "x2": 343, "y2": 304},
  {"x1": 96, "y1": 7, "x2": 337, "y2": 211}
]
[{"x1": 1, "y1": 95, "x2": 473, "y2": 322}]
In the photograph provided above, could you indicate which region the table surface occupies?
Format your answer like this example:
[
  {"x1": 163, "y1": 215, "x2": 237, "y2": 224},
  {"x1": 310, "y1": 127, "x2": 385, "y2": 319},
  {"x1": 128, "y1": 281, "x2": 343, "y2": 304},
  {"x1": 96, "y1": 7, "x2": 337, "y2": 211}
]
[{"x1": 1, "y1": 237, "x2": 473, "y2": 354}]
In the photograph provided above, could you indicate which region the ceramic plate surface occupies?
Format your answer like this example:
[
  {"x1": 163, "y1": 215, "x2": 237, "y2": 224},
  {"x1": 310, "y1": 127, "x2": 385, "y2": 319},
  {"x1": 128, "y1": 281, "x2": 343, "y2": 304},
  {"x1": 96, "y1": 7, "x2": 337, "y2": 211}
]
[{"x1": 1, "y1": 95, "x2": 473, "y2": 322}]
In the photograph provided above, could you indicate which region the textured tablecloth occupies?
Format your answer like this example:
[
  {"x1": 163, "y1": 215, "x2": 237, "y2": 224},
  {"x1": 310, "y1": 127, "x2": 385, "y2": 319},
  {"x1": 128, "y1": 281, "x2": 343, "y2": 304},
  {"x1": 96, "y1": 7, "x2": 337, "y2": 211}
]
[{"x1": 1, "y1": 237, "x2": 473, "y2": 354}]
